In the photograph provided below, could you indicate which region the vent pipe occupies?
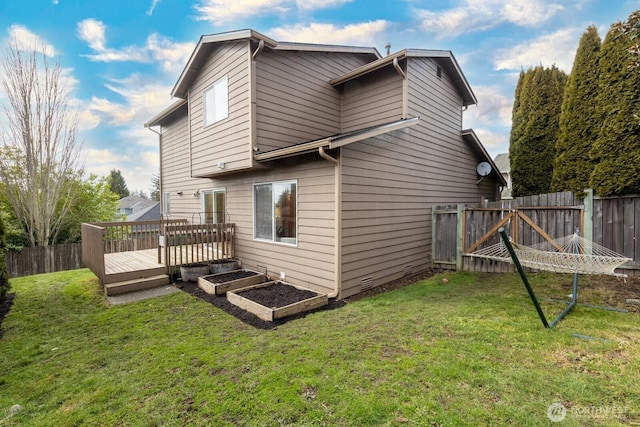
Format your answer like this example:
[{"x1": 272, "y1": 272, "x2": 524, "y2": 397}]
[{"x1": 385, "y1": 42, "x2": 391, "y2": 56}]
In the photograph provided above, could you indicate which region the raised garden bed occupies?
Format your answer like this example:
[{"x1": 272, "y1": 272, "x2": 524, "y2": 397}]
[
  {"x1": 198, "y1": 269, "x2": 266, "y2": 295},
  {"x1": 227, "y1": 281, "x2": 328, "y2": 321}
]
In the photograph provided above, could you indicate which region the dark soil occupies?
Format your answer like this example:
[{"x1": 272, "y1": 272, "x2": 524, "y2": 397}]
[
  {"x1": 0, "y1": 293, "x2": 15, "y2": 339},
  {"x1": 176, "y1": 281, "x2": 344, "y2": 329},
  {"x1": 204, "y1": 270, "x2": 259, "y2": 284},
  {"x1": 237, "y1": 282, "x2": 318, "y2": 308}
]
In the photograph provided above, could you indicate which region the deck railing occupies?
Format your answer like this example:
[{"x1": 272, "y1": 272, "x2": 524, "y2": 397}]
[
  {"x1": 161, "y1": 222, "x2": 236, "y2": 274},
  {"x1": 81, "y1": 217, "x2": 236, "y2": 282},
  {"x1": 81, "y1": 223, "x2": 107, "y2": 284}
]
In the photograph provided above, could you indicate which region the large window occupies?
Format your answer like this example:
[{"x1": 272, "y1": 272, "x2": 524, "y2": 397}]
[
  {"x1": 202, "y1": 189, "x2": 226, "y2": 223},
  {"x1": 203, "y1": 75, "x2": 228, "y2": 126},
  {"x1": 254, "y1": 181, "x2": 297, "y2": 245}
]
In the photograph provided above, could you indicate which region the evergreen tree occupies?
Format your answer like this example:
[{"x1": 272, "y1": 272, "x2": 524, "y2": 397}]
[
  {"x1": 510, "y1": 65, "x2": 568, "y2": 197},
  {"x1": 552, "y1": 26, "x2": 601, "y2": 194},
  {"x1": 590, "y1": 12, "x2": 640, "y2": 196},
  {"x1": 108, "y1": 169, "x2": 130, "y2": 199},
  {"x1": 150, "y1": 174, "x2": 160, "y2": 201}
]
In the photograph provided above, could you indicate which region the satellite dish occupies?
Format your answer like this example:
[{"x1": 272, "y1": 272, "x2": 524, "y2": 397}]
[{"x1": 476, "y1": 162, "x2": 492, "y2": 177}]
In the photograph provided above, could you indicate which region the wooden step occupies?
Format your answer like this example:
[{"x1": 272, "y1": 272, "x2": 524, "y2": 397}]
[{"x1": 104, "y1": 274, "x2": 171, "y2": 296}]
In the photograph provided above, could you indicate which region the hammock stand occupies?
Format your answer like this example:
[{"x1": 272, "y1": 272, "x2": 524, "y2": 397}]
[{"x1": 473, "y1": 228, "x2": 632, "y2": 328}]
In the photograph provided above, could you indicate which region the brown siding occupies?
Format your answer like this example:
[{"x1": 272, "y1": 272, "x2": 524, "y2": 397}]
[
  {"x1": 189, "y1": 41, "x2": 252, "y2": 177},
  {"x1": 254, "y1": 50, "x2": 371, "y2": 152},
  {"x1": 213, "y1": 156, "x2": 336, "y2": 295},
  {"x1": 339, "y1": 57, "x2": 497, "y2": 298},
  {"x1": 341, "y1": 66, "x2": 405, "y2": 133},
  {"x1": 160, "y1": 109, "x2": 213, "y2": 218}
]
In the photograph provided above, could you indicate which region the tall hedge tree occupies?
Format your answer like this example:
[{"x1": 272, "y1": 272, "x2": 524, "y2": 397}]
[
  {"x1": 510, "y1": 65, "x2": 568, "y2": 197},
  {"x1": 589, "y1": 12, "x2": 640, "y2": 196},
  {"x1": 552, "y1": 26, "x2": 601, "y2": 194}
]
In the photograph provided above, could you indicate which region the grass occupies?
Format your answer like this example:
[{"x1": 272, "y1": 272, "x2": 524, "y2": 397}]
[{"x1": 0, "y1": 269, "x2": 639, "y2": 426}]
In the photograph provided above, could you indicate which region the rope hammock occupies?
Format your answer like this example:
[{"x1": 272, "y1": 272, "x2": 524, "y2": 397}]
[
  {"x1": 470, "y1": 229, "x2": 631, "y2": 328},
  {"x1": 469, "y1": 233, "x2": 631, "y2": 277}
]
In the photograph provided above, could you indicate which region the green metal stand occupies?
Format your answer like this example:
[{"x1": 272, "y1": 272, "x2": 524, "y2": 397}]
[{"x1": 498, "y1": 228, "x2": 577, "y2": 329}]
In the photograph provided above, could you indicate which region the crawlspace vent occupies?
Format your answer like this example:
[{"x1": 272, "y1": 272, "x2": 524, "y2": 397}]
[
  {"x1": 361, "y1": 276, "x2": 374, "y2": 291},
  {"x1": 403, "y1": 264, "x2": 413, "y2": 277}
]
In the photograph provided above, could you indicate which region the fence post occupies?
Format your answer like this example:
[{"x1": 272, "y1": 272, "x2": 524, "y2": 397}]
[
  {"x1": 583, "y1": 189, "x2": 594, "y2": 254},
  {"x1": 456, "y1": 204, "x2": 464, "y2": 271}
]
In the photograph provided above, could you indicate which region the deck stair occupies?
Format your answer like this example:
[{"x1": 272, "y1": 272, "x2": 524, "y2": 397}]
[{"x1": 104, "y1": 273, "x2": 171, "y2": 296}]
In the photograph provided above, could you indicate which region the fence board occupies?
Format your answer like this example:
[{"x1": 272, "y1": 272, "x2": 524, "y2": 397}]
[{"x1": 6, "y1": 243, "x2": 83, "y2": 278}]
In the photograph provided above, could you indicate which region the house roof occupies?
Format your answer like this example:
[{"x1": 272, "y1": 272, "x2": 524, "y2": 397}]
[
  {"x1": 144, "y1": 98, "x2": 187, "y2": 128},
  {"x1": 493, "y1": 153, "x2": 510, "y2": 173},
  {"x1": 171, "y1": 29, "x2": 380, "y2": 99},
  {"x1": 254, "y1": 117, "x2": 420, "y2": 162},
  {"x1": 330, "y1": 49, "x2": 477, "y2": 107},
  {"x1": 117, "y1": 195, "x2": 157, "y2": 211},
  {"x1": 461, "y1": 129, "x2": 507, "y2": 186},
  {"x1": 126, "y1": 202, "x2": 160, "y2": 221}
]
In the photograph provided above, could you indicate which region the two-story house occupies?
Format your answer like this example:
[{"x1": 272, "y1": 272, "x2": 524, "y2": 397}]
[{"x1": 145, "y1": 29, "x2": 505, "y2": 299}]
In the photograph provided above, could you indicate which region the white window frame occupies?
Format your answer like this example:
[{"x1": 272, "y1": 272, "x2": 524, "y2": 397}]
[
  {"x1": 253, "y1": 180, "x2": 298, "y2": 246},
  {"x1": 203, "y1": 75, "x2": 229, "y2": 127},
  {"x1": 201, "y1": 188, "x2": 226, "y2": 224},
  {"x1": 162, "y1": 191, "x2": 170, "y2": 216}
]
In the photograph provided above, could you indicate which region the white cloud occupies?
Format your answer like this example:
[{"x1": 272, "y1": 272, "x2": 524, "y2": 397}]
[
  {"x1": 76, "y1": 19, "x2": 193, "y2": 74},
  {"x1": 146, "y1": 0, "x2": 160, "y2": 16},
  {"x1": 493, "y1": 28, "x2": 580, "y2": 72},
  {"x1": 464, "y1": 85, "x2": 513, "y2": 128},
  {"x1": 270, "y1": 20, "x2": 390, "y2": 45},
  {"x1": 294, "y1": 0, "x2": 352, "y2": 11},
  {"x1": 87, "y1": 74, "x2": 172, "y2": 127},
  {"x1": 470, "y1": 127, "x2": 510, "y2": 157},
  {"x1": 416, "y1": 0, "x2": 565, "y2": 38},
  {"x1": 194, "y1": 0, "x2": 289, "y2": 24},
  {"x1": 7, "y1": 24, "x2": 56, "y2": 56}
]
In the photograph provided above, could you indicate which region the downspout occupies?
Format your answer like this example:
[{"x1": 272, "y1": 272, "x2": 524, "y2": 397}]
[
  {"x1": 319, "y1": 146, "x2": 341, "y2": 298},
  {"x1": 392, "y1": 57, "x2": 406, "y2": 79}
]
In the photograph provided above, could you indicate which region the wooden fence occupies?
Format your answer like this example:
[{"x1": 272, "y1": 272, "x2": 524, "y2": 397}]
[
  {"x1": 433, "y1": 190, "x2": 640, "y2": 277},
  {"x1": 5, "y1": 243, "x2": 83, "y2": 278}
]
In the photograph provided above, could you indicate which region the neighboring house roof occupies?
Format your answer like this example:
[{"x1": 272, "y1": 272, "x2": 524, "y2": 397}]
[
  {"x1": 171, "y1": 29, "x2": 380, "y2": 99},
  {"x1": 461, "y1": 129, "x2": 507, "y2": 186},
  {"x1": 493, "y1": 153, "x2": 510, "y2": 173},
  {"x1": 126, "y1": 202, "x2": 160, "y2": 221},
  {"x1": 117, "y1": 195, "x2": 156, "y2": 212},
  {"x1": 330, "y1": 49, "x2": 477, "y2": 107},
  {"x1": 254, "y1": 117, "x2": 420, "y2": 162}
]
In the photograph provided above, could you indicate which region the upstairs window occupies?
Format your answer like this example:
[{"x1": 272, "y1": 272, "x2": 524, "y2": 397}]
[
  {"x1": 254, "y1": 181, "x2": 297, "y2": 245},
  {"x1": 203, "y1": 75, "x2": 228, "y2": 126}
]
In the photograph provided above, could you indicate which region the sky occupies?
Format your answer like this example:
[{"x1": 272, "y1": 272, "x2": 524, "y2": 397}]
[{"x1": 0, "y1": 0, "x2": 639, "y2": 193}]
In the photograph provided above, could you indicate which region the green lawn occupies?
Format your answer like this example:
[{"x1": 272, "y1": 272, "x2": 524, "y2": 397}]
[{"x1": 0, "y1": 269, "x2": 638, "y2": 426}]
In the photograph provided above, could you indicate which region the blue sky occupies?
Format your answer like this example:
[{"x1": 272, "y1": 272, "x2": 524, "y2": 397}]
[{"x1": 0, "y1": 0, "x2": 638, "y2": 193}]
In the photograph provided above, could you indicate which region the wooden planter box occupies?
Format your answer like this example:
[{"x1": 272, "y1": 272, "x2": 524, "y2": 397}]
[
  {"x1": 198, "y1": 270, "x2": 266, "y2": 295},
  {"x1": 227, "y1": 281, "x2": 328, "y2": 321}
]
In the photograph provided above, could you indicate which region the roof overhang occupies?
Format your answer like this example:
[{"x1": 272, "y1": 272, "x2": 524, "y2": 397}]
[
  {"x1": 171, "y1": 29, "x2": 277, "y2": 99},
  {"x1": 254, "y1": 117, "x2": 420, "y2": 162},
  {"x1": 144, "y1": 99, "x2": 188, "y2": 128},
  {"x1": 461, "y1": 129, "x2": 507, "y2": 186},
  {"x1": 330, "y1": 49, "x2": 477, "y2": 107},
  {"x1": 274, "y1": 41, "x2": 380, "y2": 58}
]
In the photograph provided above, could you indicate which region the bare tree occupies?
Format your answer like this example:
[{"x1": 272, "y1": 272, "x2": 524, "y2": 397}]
[{"x1": 0, "y1": 41, "x2": 83, "y2": 247}]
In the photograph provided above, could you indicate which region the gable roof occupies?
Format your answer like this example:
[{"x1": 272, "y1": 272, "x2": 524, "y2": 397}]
[
  {"x1": 171, "y1": 29, "x2": 380, "y2": 99},
  {"x1": 144, "y1": 98, "x2": 187, "y2": 128},
  {"x1": 330, "y1": 49, "x2": 477, "y2": 107},
  {"x1": 461, "y1": 129, "x2": 507, "y2": 186}
]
